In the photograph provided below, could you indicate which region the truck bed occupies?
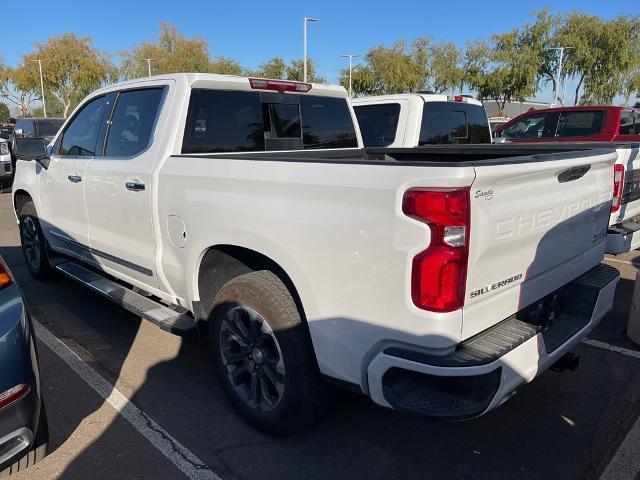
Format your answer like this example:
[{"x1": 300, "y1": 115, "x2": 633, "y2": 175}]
[{"x1": 173, "y1": 143, "x2": 617, "y2": 167}]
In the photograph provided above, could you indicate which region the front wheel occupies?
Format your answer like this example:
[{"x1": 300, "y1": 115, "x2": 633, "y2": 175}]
[
  {"x1": 211, "y1": 270, "x2": 334, "y2": 435},
  {"x1": 18, "y1": 201, "x2": 54, "y2": 280}
]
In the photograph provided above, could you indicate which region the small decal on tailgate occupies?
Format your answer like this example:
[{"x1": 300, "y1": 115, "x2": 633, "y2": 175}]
[
  {"x1": 474, "y1": 188, "x2": 494, "y2": 200},
  {"x1": 469, "y1": 273, "x2": 523, "y2": 299}
]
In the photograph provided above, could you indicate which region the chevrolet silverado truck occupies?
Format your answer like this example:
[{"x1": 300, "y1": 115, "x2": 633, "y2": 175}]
[
  {"x1": 11, "y1": 73, "x2": 619, "y2": 434},
  {"x1": 494, "y1": 106, "x2": 640, "y2": 254},
  {"x1": 352, "y1": 93, "x2": 491, "y2": 147}
]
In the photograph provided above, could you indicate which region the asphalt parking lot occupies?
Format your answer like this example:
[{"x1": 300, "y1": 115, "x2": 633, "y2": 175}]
[{"x1": 2, "y1": 192, "x2": 640, "y2": 480}]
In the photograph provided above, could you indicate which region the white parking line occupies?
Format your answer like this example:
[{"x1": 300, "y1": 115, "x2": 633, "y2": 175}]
[
  {"x1": 603, "y1": 257, "x2": 639, "y2": 267},
  {"x1": 33, "y1": 320, "x2": 221, "y2": 480},
  {"x1": 581, "y1": 338, "x2": 640, "y2": 360}
]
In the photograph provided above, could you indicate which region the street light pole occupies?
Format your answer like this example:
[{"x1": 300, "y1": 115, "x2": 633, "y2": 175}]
[
  {"x1": 303, "y1": 17, "x2": 318, "y2": 83},
  {"x1": 341, "y1": 54, "x2": 361, "y2": 97},
  {"x1": 144, "y1": 58, "x2": 152, "y2": 77},
  {"x1": 36, "y1": 59, "x2": 46, "y2": 118},
  {"x1": 548, "y1": 46, "x2": 573, "y2": 105}
]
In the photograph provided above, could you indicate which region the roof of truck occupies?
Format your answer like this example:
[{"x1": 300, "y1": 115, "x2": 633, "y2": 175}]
[
  {"x1": 352, "y1": 93, "x2": 483, "y2": 107},
  {"x1": 92, "y1": 72, "x2": 349, "y2": 98}
]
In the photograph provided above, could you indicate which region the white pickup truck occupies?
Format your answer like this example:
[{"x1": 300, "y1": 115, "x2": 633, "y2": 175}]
[
  {"x1": 352, "y1": 93, "x2": 491, "y2": 147},
  {"x1": 11, "y1": 73, "x2": 619, "y2": 434}
]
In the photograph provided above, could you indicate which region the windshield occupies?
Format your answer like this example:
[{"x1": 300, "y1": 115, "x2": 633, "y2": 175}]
[{"x1": 36, "y1": 119, "x2": 65, "y2": 137}]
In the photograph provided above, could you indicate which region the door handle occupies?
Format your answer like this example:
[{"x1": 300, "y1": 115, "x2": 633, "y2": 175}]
[
  {"x1": 126, "y1": 180, "x2": 146, "y2": 192},
  {"x1": 68, "y1": 175, "x2": 82, "y2": 183}
]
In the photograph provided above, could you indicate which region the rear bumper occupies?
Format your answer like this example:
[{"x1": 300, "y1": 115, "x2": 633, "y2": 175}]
[
  {"x1": 606, "y1": 215, "x2": 640, "y2": 254},
  {"x1": 367, "y1": 264, "x2": 619, "y2": 419}
]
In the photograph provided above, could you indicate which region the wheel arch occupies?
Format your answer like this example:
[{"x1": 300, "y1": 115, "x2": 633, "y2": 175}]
[
  {"x1": 13, "y1": 189, "x2": 34, "y2": 217},
  {"x1": 194, "y1": 245, "x2": 308, "y2": 328}
]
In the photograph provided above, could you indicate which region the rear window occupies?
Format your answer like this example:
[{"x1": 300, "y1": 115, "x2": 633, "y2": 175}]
[
  {"x1": 182, "y1": 89, "x2": 358, "y2": 154},
  {"x1": 556, "y1": 111, "x2": 605, "y2": 138},
  {"x1": 619, "y1": 110, "x2": 640, "y2": 136},
  {"x1": 36, "y1": 119, "x2": 65, "y2": 137},
  {"x1": 354, "y1": 103, "x2": 401, "y2": 147},
  {"x1": 418, "y1": 102, "x2": 490, "y2": 145}
]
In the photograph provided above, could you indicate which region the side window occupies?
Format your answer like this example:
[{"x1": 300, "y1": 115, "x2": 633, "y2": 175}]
[
  {"x1": 104, "y1": 88, "x2": 164, "y2": 157},
  {"x1": 501, "y1": 113, "x2": 556, "y2": 140},
  {"x1": 620, "y1": 110, "x2": 635, "y2": 135},
  {"x1": 59, "y1": 96, "x2": 108, "y2": 156},
  {"x1": 182, "y1": 90, "x2": 265, "y2": 153},
  {"x1": 556, "y1": 111, "x2": 605, "y2": 138}
]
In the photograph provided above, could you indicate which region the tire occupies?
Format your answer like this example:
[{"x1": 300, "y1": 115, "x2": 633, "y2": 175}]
[
  {"x1": 0, "y1": 404, "x2": 49, "y2": 478},
  {"x1": 211, "y1": 270, "x2": 334, "y2": 435},
  {"x1": 18, "y1": 201, "x2": 54, "y2": 280}
]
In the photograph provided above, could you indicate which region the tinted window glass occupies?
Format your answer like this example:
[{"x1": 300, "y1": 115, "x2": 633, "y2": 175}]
[
  {"x1": 419, "y1": 102, "x2": 491, "y2": 145},
  {"x1": 59, "y1": 96, "x2": 108, "y2": 156},
  {"x1": 263, "y1": 103, "x2": 301, "y2": 139},
  {"x1": 35, "y1": 119, "x2": 64, "y2": 137},
  {"x1": 620, "y1": 110, "x2": 635, "y2": 135},
  {"x1": 556, "y1": 111, "x2": 605, "y2": 138},
  {"x1": 16, "y1": 120, "x2": 34, "y2": 136},
  {"x1": 354, "y1": 103, "x2": 401, "y2": 147},
  {"x1": 300, "y1": 96, "x2": 358, "y2": 149},
  {"x1": 182, "y1": 90, "x2": 264, "y2": 153},
  {"x1": 500, "y1": 113, "x2": 557, "y2": 140},
  {"x1": 105, "y1": 89, "x2": 163, "y2": 157}
]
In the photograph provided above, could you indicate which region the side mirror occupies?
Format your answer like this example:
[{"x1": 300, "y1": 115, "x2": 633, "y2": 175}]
[{"x1": 14, "y1": 137, "x2": 49, "y2": 169}]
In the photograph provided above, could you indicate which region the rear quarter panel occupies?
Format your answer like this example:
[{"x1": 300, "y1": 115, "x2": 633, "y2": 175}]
[{"x1": 157, "y1": 155, "x2": 475, "y2": 386}]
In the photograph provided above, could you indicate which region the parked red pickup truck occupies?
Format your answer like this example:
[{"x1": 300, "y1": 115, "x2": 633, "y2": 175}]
[
  {"x1": 493, "y1": 105, "x2": 640, "y2": 142},
  {"x1": 495, "y1": 105, "x2": 640, "y2": 254}
]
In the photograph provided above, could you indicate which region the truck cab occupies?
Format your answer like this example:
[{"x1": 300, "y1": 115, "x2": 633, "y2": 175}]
[{"x1": 352, "y1": 93, "x2": 491, "y2": 147}]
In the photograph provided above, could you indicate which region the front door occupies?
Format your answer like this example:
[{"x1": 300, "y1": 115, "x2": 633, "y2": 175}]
[{"x1": 40, "y1": 95, "x2": 110, "y2": 262}]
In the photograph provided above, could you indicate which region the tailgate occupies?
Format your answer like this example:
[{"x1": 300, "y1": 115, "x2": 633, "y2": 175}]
[
  {"x1": 462, "y1": 149, "x2": 616, "y2": 339},
  {"x1": 611, "y1": 144, "x2": 640, "y2": 225}
]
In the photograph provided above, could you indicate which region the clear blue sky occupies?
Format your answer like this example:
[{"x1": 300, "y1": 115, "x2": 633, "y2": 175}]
[{"x1": 2, "y1": 0, "x2": 639, "y2": 105}]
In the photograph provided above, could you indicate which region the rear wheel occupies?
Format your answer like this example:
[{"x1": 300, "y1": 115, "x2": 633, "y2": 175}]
[
  {"x1": 18, "y1": 201, "x2": 54, "y2": 280},
  {"x1": 211, "y1": 270, "x2": 334, "y2": 435}
]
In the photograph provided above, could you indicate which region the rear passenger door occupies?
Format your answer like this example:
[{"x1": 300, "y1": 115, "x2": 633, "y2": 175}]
[{"x1": 84, "y1": 87, "x2": 166, "y2": 288}]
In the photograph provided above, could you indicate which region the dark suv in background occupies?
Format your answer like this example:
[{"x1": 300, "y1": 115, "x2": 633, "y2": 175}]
[
  {"x1": 4, "y1": 118, "x2": 65, "y2": 190},
  {"x1": 11, "y1": 118, "x2": 65, "y2": 147}
]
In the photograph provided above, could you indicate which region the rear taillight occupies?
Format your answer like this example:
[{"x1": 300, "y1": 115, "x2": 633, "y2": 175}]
[
  {"x1": 0, "y1": 258, "x2": 12, "y2": 289},
  {"x1": 249, "y1": 78, "x2": 312, "y2": 93},
  {"x1": 403, "y1": 188, "x2": 470, "y2": 312},
  {"x1": 612, "y1": 164, "x2": 625, "y2": 213},
  {"x1": 0, "y1": 384, "x2": 29, "y2": 411}
]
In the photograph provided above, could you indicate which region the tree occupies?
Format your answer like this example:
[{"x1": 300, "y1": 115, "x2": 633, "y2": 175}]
[
  {"x1": 556, "y1": 14, "x2": 640, "y2": 105},
  {"x1": 0, "y1": 58, "x2": 39, "y2": 116},
  {"x1": 520, "y1": 9, "x2": 563, "y2": 103},
  {"x1": 120, "y1": 23, "x2": 211, "y2": 79},
  {"x1": 209, "y1": 57, "x2": 244, "y2": 75},
  {"x1": 340, "y1": 41, "x2": 423, "y2": 95},
  {"x1": 427, "y1": 41, "x2": 464, "y2": 94},
  {"x1": 0, "y1": 102, "x2": 9, "y2": 123},
  {"x1": 252, "y1": 57, "x2": 287, "y2": 79},
  {"x1": 465, "y1": 31, "x2": 539, "y2": 116},
  {"x1": 285, "y1": 59, "x2": 325, "y2": 83},
  {"x1": 14, "y1": 34, "x2": 113, "y2": 117}
]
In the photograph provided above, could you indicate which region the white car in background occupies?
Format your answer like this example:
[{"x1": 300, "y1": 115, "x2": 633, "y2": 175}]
[{"x1": 0, "y1": 139, "x2": 12, "y2": 192}]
